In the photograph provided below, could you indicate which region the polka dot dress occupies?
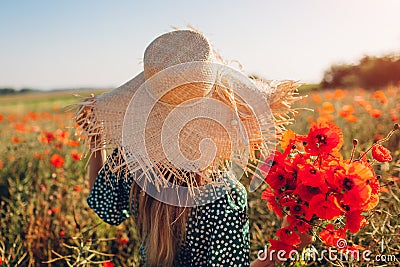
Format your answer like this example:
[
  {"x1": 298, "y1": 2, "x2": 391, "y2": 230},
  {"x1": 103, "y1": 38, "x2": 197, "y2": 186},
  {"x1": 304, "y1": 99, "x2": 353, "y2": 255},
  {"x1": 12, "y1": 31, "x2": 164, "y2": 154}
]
[{"x1": 87, "y1": 150, "x2": 250, "y2": 266}]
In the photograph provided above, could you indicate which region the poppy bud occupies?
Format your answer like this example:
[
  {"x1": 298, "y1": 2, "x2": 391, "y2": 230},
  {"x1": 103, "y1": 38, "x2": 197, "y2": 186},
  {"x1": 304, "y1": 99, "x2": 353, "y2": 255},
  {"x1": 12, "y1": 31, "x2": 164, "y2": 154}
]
[{"x1": 372, "y1": 144, "x2": 392, "y2": 162}]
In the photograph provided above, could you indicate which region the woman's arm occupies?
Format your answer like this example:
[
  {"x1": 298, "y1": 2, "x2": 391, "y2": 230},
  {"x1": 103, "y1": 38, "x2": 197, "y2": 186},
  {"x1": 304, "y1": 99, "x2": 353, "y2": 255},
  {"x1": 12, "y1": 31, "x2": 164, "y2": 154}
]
[
  {"x1": 77, "y1": 94, "x2": 106, "y2": 189},
  {"x1": 88, "y1": 147, "x2": 105, "y2": 189}
]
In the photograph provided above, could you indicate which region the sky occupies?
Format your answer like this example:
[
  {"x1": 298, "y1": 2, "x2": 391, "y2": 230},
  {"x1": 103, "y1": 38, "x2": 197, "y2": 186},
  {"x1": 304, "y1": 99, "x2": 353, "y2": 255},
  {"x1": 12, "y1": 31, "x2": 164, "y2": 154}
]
[{"x1": 1, "y1": 0, "x2": 400, "y2": 90}]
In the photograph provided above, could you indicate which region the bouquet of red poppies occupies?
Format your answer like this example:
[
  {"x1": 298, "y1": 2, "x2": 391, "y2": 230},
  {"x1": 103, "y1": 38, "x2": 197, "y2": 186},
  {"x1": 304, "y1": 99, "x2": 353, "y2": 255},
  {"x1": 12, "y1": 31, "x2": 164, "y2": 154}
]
[{"x1": 260, "y1": 120, "x2": 398, "y2": 253}]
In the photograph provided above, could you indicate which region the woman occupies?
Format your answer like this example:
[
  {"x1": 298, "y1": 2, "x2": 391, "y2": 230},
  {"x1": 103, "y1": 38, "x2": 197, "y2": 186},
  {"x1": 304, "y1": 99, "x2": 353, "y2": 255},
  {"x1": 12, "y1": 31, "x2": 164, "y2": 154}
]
[
  {"x1": 88, "y1": 148, "x2": 253, "y2": 266},
  {"x1": 77, "y1": 29, "x2": 311, "y2": 266},
  {"x1": 88, "y1": 149, "x2": 311, "y2": 267}
]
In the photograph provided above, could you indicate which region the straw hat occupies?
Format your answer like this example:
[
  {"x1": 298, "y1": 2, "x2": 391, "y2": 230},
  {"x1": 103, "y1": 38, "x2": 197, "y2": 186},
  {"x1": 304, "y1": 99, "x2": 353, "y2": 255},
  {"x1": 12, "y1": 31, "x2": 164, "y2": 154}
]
[{"x1": 74, "y1": 29, "x2": 301, "y2": 206}]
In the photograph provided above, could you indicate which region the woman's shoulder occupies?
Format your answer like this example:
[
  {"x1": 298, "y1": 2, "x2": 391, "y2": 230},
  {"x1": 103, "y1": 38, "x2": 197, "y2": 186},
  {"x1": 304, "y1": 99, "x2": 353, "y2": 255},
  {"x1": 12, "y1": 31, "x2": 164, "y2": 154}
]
[
  {"x1": 189, "y1": 174, "x2": 248, "y2": 224},
  {"x1": 210, "y1": 174, "x2": 247, "y2": 211}
]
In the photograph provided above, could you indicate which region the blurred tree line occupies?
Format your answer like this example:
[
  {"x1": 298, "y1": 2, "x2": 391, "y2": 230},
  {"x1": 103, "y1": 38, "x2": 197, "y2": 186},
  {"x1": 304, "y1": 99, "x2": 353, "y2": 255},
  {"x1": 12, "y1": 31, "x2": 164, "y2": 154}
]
[
  {"x1": 321, "y1": 54, "x2": 400, "y2": 89},
  {"x1": 0, "y1": 88, "x2": 37, "y2": 95}
]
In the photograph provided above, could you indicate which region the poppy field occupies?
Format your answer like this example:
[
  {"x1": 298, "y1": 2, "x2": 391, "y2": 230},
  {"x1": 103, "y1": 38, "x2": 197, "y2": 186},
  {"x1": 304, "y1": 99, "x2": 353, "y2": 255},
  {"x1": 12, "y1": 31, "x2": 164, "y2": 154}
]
[{"x1": 0, "y1": 86, "x2": 399, "y2": 266}]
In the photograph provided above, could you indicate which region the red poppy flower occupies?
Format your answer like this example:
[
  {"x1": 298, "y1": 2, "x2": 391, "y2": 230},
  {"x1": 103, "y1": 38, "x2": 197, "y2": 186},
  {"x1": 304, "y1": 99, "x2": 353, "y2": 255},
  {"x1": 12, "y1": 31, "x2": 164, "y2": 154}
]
[
  {"x1": 50, "y1": 154, "x2": 65, "y2": 168},
  {"x1": 33, "y1": 152, "x2": 43, "y2": 160},
  {"x1": 318, "y1": 224, "x2": 346, "y2": 247},
  {"x1": 333, "y1": 89, "x2": 346, "y2": 99},
  {"x1": 259, "y1": 153, "x2": 276, "y2": 176},
  {"x1": 119, "y1": 236, "x2": 129, "y2": 245},
  {"x1": 312, "y1": 92, "x2": 322, "y2": 103},
  {"x1": 345, "y1": 211, "x2": 367, "y2": 233},
  {"x1": 8, "y1": 115, "x2": 15, "y2": 122},
  {"x1": 51, "y1": 207, "x2": 60, "y2": 213},
  {"x1": 373, "y1": 134, "x2": 385, "y2": 142},
  {"x1": 372, "y1": 144, "x2": 392, "y2": 162},
  {"x1": 343, "y1": 185, "x2": 372, "y2": 211},
  {"x1": 321, "y1": 102, "x2": 335, "y2": 114},
  {"x1": 71, "y1": 150, "x2": 82, "y2": 161},
  {"x1": 276, "y1": 227, "x2": 301, "y2": 246},
  {"x1": 343, "y1": 244, "x2": 365, "y2": 254},
  {"x1": 59, "y1": 230, "x2": 66, "y2": 237},
  {"x1": 338, "y1": 105, "x2": 354, "y2": 118},
  {"x1": 338, "y1": 161, "x2": 374, "y2": 211},
  {"x1": 73, "y1": 185, "x2": 83, "y2": 192},
  {"x1": 345, "y1": 114, "x2": 358, "y2": 123},
  {"x1": 15, "y1": 123, "x2": 28, "y2": 133},
  {"x1": 11, "y1": 136, "x2": 23, "y2": 143},
  {"x1": 286, "y1": 215, "x2": 311, "y2": 234},
  {"x1": 360, "y1": 193, "x2": 379, "y2": 211},
  {"x1": 39, "y1": 132, "x2": 55, "y2": 143},
  {"x1": 56, "y1": 129, "x2": 70, "y2": 143},
  {"x1": 68, "y1": 140, "x2": 80, "y2": 147},
  {"x1": 370, "y1": 109, "x2": 382, "y2": 118},
  {"x1": 55, "y1": 143, "x2": 63, "y2": 149},
  {"x1": 281, "y1": 165, "x2": 298, "y2": 191},
  {"x1": 45, "y1": 132, "x2": 55, "y2": 142},
  {"x1": 371, "y1": 90, "x2": 387, "y2": 104},
  {"x1": 369, "y1": 177, "x2": 380, "y2": 195},
  {"x1": 294, "y1": 184, "x2": 324, "y2": 202},
  {"x1": 297, "y1": 164, "x2": 327, "y2": 189},
  {"x1": 26, "y1": 111, "x2": 39, "y2": 120},
  {"x1": 282, "y1": 199, "x2": 306, "y2": 217},
  {"x1": 324, "y1": 162, "x2": 345, "y2": 190},
  {"x1": 303, "y1": 121, "x2": 343, "y2": 156},
  {"x1": 103, "y1": 261, "x2": 115, "y2": 267},
  {"x1": 307, "y1": 194, "x2": 343, "y2": 220},
  {"x1": 265, "y1": 167, "x2": 287, "y2": 191},
  {"x1": 261, "y1": 188, "x2": 283, "y2": 218},
  {"x1": 261, "y1": 150, "x2": 290, "y2": 172},
  {"x1": 262, "y1": 149, "x2": 301, "y2": 192}
]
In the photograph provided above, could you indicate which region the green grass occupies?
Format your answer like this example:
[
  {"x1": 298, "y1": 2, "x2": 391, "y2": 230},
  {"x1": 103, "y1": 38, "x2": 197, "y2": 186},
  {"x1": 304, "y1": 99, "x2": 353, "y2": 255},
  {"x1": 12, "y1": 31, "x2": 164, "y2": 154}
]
[
  {"x1": 0, "y1": 89, "x2": 109, "y2": 113},
  {"x1": 297, "y1": 83, "x2": 322, "y2": 93}
]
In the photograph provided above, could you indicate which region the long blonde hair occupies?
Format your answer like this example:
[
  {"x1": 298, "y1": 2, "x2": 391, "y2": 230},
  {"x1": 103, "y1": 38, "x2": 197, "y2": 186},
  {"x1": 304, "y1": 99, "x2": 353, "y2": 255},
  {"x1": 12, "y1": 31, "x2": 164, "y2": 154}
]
[{"x1": 130, "y1": 171, "x2": 202, "y2": 267}]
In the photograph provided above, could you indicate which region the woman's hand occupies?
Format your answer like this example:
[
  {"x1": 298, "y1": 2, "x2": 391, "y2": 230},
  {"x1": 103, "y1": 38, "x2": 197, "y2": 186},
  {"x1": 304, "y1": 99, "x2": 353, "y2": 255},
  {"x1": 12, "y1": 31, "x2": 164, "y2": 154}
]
[
  {"x1": 250, "y1": 216, "x2": 315, "y2": 267},
  {"x1": 88, "y1": 147, "x2": 105, "y2": 189},
  {"x1": 281, "y1": 216, "x2": 314, "y2": 249}
]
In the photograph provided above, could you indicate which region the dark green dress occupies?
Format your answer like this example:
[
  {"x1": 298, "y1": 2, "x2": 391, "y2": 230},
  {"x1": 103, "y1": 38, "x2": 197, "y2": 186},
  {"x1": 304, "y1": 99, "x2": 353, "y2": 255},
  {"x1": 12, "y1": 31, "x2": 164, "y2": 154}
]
[{"x1": 87, "y1": 150, "x2": 250, "y2": 266}]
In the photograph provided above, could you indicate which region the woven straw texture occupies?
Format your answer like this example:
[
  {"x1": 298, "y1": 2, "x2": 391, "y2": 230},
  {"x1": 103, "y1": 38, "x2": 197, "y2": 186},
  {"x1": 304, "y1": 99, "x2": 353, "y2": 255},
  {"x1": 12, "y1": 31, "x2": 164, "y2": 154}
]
[{"x1": 74, "y1": 29, "x2": 302, "y2": 198}]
